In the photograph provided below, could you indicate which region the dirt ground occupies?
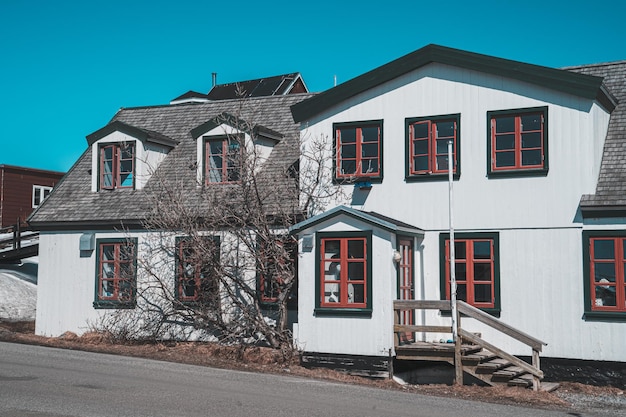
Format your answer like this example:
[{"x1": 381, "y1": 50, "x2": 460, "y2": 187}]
[{"x1": 1, "y1": 320, "x2": 624, "y2": 415}]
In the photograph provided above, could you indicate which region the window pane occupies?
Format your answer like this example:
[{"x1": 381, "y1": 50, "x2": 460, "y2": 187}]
[
  {"x1": 362, "y1": 143, "x2": 378, "y2": 158},
  {"x1": 454, "y1": 262, "x2": 466, "y2": 281},
  {"x1": 436, "y1": 121, "x2": 455, "y2": 138},
  {"x1": 594, "y1": 240, "x2": 615, "y2": 260},
  {"x1": 413, "y1": 123, "x2": 429, "y2": 139},
  {"x1": 413, "y1": 139, "x2": 428, "y2": 155},
  {"x1": 349, "y1": 283, "x2": 364, "y2": 303},
  {"x1": 454, "y1": 241, "x2": 466, "y2": 259},
  {"x1": 120, "y1": 146, "x2": 134, "y2": 159},
  {"x1": 495, "y1": 117, "x2": 515, "y2": 133},
  {"x1": 339, "y1": 128, "x2": 356, "y2": 144},
  {"x1": 102, "y1": 263, "x2": 115, "y2": 278},
  {"x1": 436, "y1": 155, "x2": 449, "y2": 171},
  {"x1": 594, "y1": 283, "x2": 616, "y2": 307},
  {"x1": 521, "y1": 114, "x2": 541, "y2": 131},
  {"x1": 436, "y1": 139, "x2": 449, "y2": 154},
  {"x1": 495, "y1": 134, "x2": 515, "y2": 150},
  {"x1": 341, "y1": 160, "x2": 356, "y2": 175},
  {"x1": 347, "y1": 262, "x2": 364, "y2": 280},
  {"x1": 474, "y1": 263, "x2": 492, "y2": 281},
  {"x1": 347, "y1": 240, "x2": 364, "y2": 258},
  {"x1": 473, "y1": 241, "x2": 491, "y2": 259},
  {"x1": 361, "y1": 126, "x2": 379, "y2": 143},
  {"x1": 361, "y1": 159, "x2": 378, "y2": 174},
  {"x1": 341, "y1": 144, "x2": 356, "y2": 159},
  {"x1": 521, "y1": 132, "x2": 542, "y2": 149},
  {"x1": 457, "y1": 284, "x2": 467, "y2": 301},
  {"x1": 324, "y1": 283, "x2": 340, "y2": 303},
  {"x1": 210, "y1": 141, "x2": 223, "y2": 155},
  {"x1": 594, "y1": 263, "x2": 615, "y2": 283},
  {"x1": 102, "y1": 245, "x2": 115, "y2": 261},
  {"x1": 102, "y1": 162, "x2": 113, "y2": 187},
  {"x1": 101, "y1": 280, "x2": 114, "y2": 297},
  {"x1": 414, "y1": 156, "x2": 428, "y2": 172},
  {"x1": 474, "y1": 284, "x2": 492, "y2": 303},
  {"x1": 521, "y1": 150, "x2": 542, "y2": 166},
  {"x1": 495, "y1": 152, "x2": 515, "y2": 167}
]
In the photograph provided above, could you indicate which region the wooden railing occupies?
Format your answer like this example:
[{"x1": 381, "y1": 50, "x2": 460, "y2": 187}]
[
  {"x1": 393, "y1": 299, "x2": 547, "y2": 391},
  {"x1": 0, "y1": 221, "x2": 39, "y2": 262}
]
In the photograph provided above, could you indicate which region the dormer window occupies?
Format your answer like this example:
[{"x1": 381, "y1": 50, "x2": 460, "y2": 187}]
[
  {"x1": 99, "y1": 142, "x2": 135, "y2": 190},
  {"x1": 204, "y1": 135, "x2": 242, "y2": 184}
]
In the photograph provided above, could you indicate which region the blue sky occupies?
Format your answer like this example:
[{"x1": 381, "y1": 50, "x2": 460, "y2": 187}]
[{"x1": 1, "y1": 0, "x2": 624, "y2": 172}]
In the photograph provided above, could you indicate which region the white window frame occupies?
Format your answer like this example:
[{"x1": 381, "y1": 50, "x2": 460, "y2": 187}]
[{"x1": 32, "y1": 185, "x2": 53, "y2": 208}]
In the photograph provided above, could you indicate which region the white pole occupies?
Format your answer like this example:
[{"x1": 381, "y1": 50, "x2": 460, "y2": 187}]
[{"x1": 448, "y1": 140, "x2": 458, "y2": 343}]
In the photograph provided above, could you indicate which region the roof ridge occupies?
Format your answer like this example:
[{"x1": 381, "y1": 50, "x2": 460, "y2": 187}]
[{"x1": 564, "y1": 60, "x2": 626, "y2": 70}]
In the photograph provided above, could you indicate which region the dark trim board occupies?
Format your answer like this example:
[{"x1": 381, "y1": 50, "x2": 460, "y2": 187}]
[
  {"x1": 300, "y1": 352, "x2": 390, "y2": 378},
  {"x1": 525, "y1": 357, "x2": 626, "y2": 389}
]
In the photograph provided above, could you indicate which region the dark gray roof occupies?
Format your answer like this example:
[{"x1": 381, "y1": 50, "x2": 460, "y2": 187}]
[
  {"x1": 568, "y1": 61, "x2": 626, "y2": 215},
  {"x1": 291, "y1": 44, "x2": 614, "y2": 123},
  {"x1": 29, "y1": 94, "x2": 314, "y2": 229}
]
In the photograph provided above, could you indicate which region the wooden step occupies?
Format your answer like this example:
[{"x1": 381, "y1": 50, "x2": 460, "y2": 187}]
[
  {"x1": 492, "y1": 365, "x2": 526, "y2": 382},
  {"x1": 462, "y1": 349, "x2": 497, "y2": 366},
  {"x1": 475, "y1": 358, "x2": 511, "y2": 373},
  {"x1": 508, "y1": 376, "x2": 533, "y2": 388}
]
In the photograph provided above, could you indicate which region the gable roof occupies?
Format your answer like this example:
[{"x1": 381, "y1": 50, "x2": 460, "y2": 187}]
[
  {"x1": 569, "y1": 61, "x2": 626, "y2": 216},
  {"x1": 289, "y1": 205, "x2": 424, "y2": 237},
  {"x1": 29, "y1": 93, "x2": 314, "y2": 229},
  {"x1": 86, "y1": 120, "x2": 179, "y2": 148},
  {"x1": 291, "y1": 44, "x2": 614, "y2": 123}
]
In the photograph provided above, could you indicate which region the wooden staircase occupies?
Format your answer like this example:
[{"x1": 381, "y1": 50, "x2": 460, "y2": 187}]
[{"x1": 393, "y1": 300, "x2": 558, "y2": 392}]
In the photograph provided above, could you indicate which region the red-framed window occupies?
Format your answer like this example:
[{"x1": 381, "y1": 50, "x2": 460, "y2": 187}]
[
  {"x1": 258, "y1": 236, "x2": 298, "y2": 306},
  {"x1": 318, "y1": 234, "x2": 370, "y2": 309},
  {"x1": 175, "y1": 237, "x2": 220, "y2": 305},
  {"x1": 488, "y1": 107, "x2": 547, "y2": 175},
  {"x1": 441, "y1": 233, "x2": 500, "y2": 313},
  {"x1": 95, "y1": 239, "x2": 137, "y2": 308},
  {"x1": 205, "y1": 136, "x2": 242, "y2": 184},
  {"x1": 587, "y1": 237, "x2": 626, "y2": 313},
  {"x1": 99, "y1": 143, "x2": 135, "y2": 190},
  {"x1": 407, "y1": 115, "x2": 459, "y2": 176},
  {"x1": 334, "y1": 121, "x2": 382, "y2": 181}
]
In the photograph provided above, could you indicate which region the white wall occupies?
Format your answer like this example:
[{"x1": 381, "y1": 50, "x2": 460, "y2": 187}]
[
  {"x1": 294, "y1": 215, "x2": 400, "y2": 357},
  {"x1": 297, "y1": 62, "x2": 621, "y2": 361}
]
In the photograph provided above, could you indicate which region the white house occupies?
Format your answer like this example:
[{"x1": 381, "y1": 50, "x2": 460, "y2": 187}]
[
  {"x1": 29, "y1": 45, "x2": 626, "y2": 385},
  {"x1": 289, "y1": 45, "x2": 626, "y2": 377}
]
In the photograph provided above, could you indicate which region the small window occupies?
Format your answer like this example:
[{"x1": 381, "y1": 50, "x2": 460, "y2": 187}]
[
  {"x1": 204, "y1": 136, "x2": 242, "y2": 184},
  {"x1": 487, "y1": 107, "x2": 548, "y2": 176},
  {"x1": 583, "y1": 231, "x2": 626, "y2": 320},
  {"x1": 334, "y1": 121, "x2": 383, "y2": 182},
  {"x1": 316, "y1": 231, "x2": 372, "y2": 313},
  {"x1": 440, "y1": 233, "x2": 500, "y2": 315},
  {"x1": 175, "y1": 236, "x2": 220, "y2": 306},
  {"x1": 94, "y1": 238, "x2": 137, "y2": 309},
  {"x1": 32, "y1": 185, "x2": 53, "y2": 208},
  {"x1": 99, "y1": 142, "x2": 135, "y2": 190},
  {"x1": 406, "y1": 114, "x2": 460, "y2": 180},
  {"x1": 257, "y1": 236, "x2": 298, "y2": 306}
]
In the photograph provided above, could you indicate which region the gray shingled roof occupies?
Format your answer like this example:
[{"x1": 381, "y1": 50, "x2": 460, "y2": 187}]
[
  {"x1": 568, "y1": 61, "x2": 626, "y2": 213},
  {"x1": 29, "y1": 94, "x2": 314, "y2": 229}
]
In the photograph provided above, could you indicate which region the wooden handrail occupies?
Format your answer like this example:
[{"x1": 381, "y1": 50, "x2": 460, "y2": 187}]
[
  {"x1": 457, "y1": 301, "x2": 546, "y2": 351},
  {"x1": 393, "y1": 300, "x2": 450, "y2": 310}
]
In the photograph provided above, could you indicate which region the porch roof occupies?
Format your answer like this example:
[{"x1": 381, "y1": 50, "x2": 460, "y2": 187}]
[{"x1": 289, "y1": 205, "x2": 424, "y2": 237}]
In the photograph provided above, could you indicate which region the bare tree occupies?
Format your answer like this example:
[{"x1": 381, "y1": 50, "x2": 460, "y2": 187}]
[{"x1": 92, "y1": 98, "x2": 347, "y2": 355}]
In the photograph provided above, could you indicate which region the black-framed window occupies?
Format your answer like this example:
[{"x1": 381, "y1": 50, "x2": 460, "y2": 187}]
[
  {"x1": 487, "y1": 107, "x2": 548, "y2": 177},
  {"x1": 583, "y1": 231, "x2": 626, "y2": 321},
  {"x1": 333, "y1": 120, "x2": 383, "y2": 182},
  {"x1": 99, "y1": 142, "x2": 135, "y2": 190},
  {"x1": 406, "y1": 114, "x2": 460, "y2": 181},
  {"x1": 315, "y1": 231, "x2": 372, "y2": 315},
  {"x1": 257, "y1": 235, "x2": 298, "y2": 308},
  {"x1": 440, "y1": 232, "x2": 501, "y2": 316},
  {"x1": 175, "y1": 236, "x2": 221, "y2": 306},
  {"x1": 94, "y1": 238, "x2": 137, "y2": 309}
]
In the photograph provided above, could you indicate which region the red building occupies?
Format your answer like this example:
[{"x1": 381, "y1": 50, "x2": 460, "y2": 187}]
[{"x1": 0, "y1": 165, "x2": 64, "y2": 228}]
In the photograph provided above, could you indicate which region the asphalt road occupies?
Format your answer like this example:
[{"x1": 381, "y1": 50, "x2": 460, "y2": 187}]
[{"x1": 0, "y1": 341, "x2": 575, "y2": 417}]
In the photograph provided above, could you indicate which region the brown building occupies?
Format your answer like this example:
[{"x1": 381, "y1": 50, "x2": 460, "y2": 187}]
[{"x1": 0, "y1": 165, "x2": 64, "y2": 228}]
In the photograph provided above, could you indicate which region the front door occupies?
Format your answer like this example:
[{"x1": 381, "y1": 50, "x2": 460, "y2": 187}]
[{"x1": 398, "y1": 237, "x2": 414, "y2": 343}]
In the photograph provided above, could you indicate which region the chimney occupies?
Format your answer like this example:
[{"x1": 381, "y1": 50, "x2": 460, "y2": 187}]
[{"x1": 212, "y1": 73, "x2": 217, "y2": 87}]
